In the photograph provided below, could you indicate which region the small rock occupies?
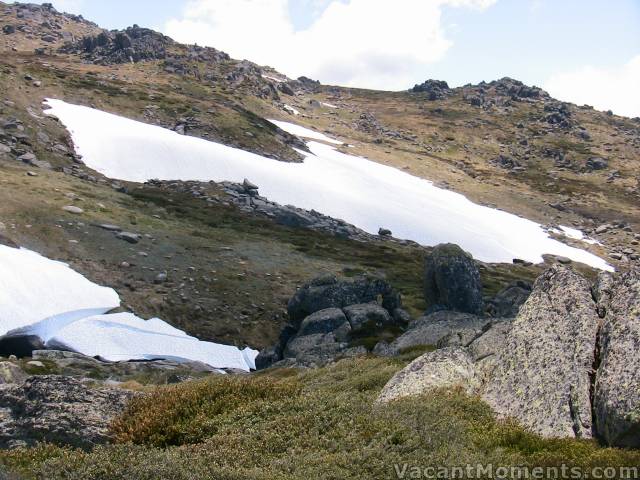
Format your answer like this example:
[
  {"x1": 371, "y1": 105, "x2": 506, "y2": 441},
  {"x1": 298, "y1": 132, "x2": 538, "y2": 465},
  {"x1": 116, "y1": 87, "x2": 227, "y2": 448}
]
[
  {"x1": 378, "y1": 227, "x2": 392, "y2": 236},
  {"x1": 243, "y1": 178, "x2": 259, "y2": 191},
  {"x1": 154, "y1": 272, "x2": 167, "y2": 284},
  {"x1": 62, "y1": 206, "x2": 84, "y2": 215},
  {"x1": 115, "y1": 232, "x2": 140, "y2": 244}
]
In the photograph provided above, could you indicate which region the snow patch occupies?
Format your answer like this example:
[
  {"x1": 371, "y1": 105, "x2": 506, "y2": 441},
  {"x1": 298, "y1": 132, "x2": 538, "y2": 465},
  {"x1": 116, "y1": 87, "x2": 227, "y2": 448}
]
[
  {"x1": 550, "y1": 225, "x2": 602, "y2": 246},
  {"x1": 0, "y1": 245, "x2": 119, "y2": 337},
  {"x1": 268, "y1": 118, "x2": 343, "y2": 144},
  {"x1": 261, "y1": 74, "x2": 284, "y2": 83},
  {"x1": 283, "y1": 104, "x2": 300, "y2": 116},
  {"x1": 43, "y1": 99, "x2": 612, "y2": 271},
  {"x1": 47, "y1": 312, "x2": 258, "y2": 371},
  {"x1": 0, "y1": 243, "x2": 257, "y2": 370}
]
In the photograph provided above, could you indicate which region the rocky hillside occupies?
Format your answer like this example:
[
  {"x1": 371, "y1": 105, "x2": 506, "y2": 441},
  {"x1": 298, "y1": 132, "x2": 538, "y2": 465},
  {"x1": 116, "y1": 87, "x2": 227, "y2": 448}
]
[{"x1": 0, "y1": 3, "x2": 639, "y2": 477}]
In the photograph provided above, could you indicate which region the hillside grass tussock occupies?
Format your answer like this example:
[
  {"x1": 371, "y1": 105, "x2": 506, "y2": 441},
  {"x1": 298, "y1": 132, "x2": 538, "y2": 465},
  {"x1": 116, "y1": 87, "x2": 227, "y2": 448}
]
[{"x1": 1, "y1": 357, "x2": 639, "y2": 480}]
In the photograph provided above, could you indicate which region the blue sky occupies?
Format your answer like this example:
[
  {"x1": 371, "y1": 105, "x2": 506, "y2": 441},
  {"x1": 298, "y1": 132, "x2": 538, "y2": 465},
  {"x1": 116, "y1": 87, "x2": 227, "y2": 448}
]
[{"x1": 39, "y1": 0, "x2": 640, "y2": 116}]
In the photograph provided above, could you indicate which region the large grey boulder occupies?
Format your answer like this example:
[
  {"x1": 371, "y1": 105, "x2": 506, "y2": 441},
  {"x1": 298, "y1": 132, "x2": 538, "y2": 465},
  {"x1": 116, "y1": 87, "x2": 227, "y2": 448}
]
[
  {"x1": 377, "y1": 347, "x2": 478, "y2": 403},
  {"x1": 593, "y1": 270, "x2": 640, "y2": 447},
  {"x1": 481, "y1": 266, "x2": 599, "y2": 439},
  {"x1": 424, "y1": 244, "x2": 483, "y2": 315},
  {"x1": 282, "y1": 333, "x2": 347, "y2": 366},
  {"x1": 0, "y1": 375, "x2": 137, "y2": 449},
  {"x1": 388, "y1": 311, "x2": 490, "y2": 354},
  {"x1": 287, "y1": 275, "x2": 401, "y2": 324},
  {"x1": 298, "y1": 308, "x2": 350, "y2": 337},
  {"x1": 343, "y1": 303, "x2": 393, "y2": 332}
]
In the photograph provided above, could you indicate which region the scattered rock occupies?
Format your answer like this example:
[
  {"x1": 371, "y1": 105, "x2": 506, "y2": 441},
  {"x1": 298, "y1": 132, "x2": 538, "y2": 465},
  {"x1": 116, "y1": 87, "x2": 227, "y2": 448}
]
[
  {"x1": 154, "y1": 272, "x2": 168, "y2": 284},
  {"x1": 287, "y1": 275, "x2": 401, "y2": 325},
  {"x1": 485, "y1": 281, "x2": 532, "y2": 317},
  {"x1": 343, "y1": 303, "x2": 393, "y2": 332},
  {"x1": 585, "y1": 157, "x2": 608, "y2": 171},
  {"x1": 242, "y1": 178, "x2": 259, "y2": 191},
  {"x1": 386, "y1": 311, "x2": 490, "y2": 355},
  {"x1": 556, "y1": 255, "x2": 572, "y2": 265},
  {"x1": 297, "y1": 308, "x2": 350, "y2": 338}
]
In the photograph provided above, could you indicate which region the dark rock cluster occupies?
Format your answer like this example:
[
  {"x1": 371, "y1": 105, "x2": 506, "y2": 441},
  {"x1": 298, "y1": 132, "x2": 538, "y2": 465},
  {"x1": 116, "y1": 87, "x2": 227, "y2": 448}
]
[
  {"x1": 60, "y1": 24, "x2": 173, "y2": 64},
  {"x1": 256, "y1": 275, "x2": 406, "y2": 368},
  {"x1": 410, "y1": 79, "x2": 451, "y2": 100}
]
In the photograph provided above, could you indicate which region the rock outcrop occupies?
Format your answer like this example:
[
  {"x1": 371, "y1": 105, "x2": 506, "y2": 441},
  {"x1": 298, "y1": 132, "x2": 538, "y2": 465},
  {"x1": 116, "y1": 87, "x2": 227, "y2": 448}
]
[
  {"x1": 256, "y1": 275, "x2": 406, "y2": 368},
  {"x1": 424, "y1": 244, "x2": 483, "y2": 315},
  {"x1": 481, "y1": 266, "x2": 599, "y2": 439},
  {"x1": 60, "y1": 25, "x2": 173, "y2": 64},
  {"x1": 593, "y1": 270, "x2": 640, "y2": 447},
  {"x1": 377, "y1": 347, "x2": 478, "y2": 403},
  {"x1": 378, "y1": 265, "x2": 640, "y2": 447},
  {"x1": 0, "y1": 375, "x2": 137, "y2": 449},
  {"x1": 287, "y1": 275, "x2": 401, "y2": 325},
  {"x1": 409, "y1": 79, "x2": 451, "y2": 100},
  {"x1": 383, "y1": 311, "x2": 491, "y2": 355}
]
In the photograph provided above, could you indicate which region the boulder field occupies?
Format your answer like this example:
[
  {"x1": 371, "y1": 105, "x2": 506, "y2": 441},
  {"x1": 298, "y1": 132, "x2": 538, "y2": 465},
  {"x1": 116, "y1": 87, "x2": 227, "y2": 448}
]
[{"x1": 377, "y1": 261, "x2": 640, "y2": 448}]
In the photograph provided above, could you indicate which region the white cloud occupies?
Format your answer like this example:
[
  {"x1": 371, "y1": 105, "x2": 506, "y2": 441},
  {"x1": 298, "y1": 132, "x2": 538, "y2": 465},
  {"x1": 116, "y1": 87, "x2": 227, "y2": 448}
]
[
  {"x1": 163, "y1": 0, "x2": 496, "y2": 90},
  {"x1": 545, "y1": 55, "x2": 640, "y2": 118}
]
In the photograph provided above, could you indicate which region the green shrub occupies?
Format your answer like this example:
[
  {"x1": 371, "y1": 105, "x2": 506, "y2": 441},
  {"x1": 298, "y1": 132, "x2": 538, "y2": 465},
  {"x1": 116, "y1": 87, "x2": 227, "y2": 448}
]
[{"x1": 111, "y1": 376, "x2": 300, "y2": 446}]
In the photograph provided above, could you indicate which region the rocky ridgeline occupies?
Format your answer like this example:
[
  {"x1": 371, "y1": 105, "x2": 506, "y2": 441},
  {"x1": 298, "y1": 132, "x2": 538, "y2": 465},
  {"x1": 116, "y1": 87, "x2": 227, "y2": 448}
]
[
  {"x1": 144, "y1": 178, "x2": 400, "y2": 244},
  {"x1": 1, "y1": 2, "x2": 95, "y2": 46},
  {"x1": 59, "y1": 24, "x2": 174, "y2": 64}
]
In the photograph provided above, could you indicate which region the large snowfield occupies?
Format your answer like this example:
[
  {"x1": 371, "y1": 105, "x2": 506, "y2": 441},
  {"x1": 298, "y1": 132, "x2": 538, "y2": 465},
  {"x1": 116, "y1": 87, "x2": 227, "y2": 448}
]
[
  {"x1": 44, "y1": 98, "x2": 611, "y2": 270},
  {"x1": 0, "y1": 244, "x2": 258, "y2": 371}
]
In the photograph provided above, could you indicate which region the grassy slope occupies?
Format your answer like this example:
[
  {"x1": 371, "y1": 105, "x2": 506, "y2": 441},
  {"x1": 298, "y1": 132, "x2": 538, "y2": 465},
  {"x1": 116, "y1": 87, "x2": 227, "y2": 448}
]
[
  {"x1": 2, "y1": 357, "x2": 639, "y2": 480},
  {"x1": 0, "y1": 48, "x2": 546, "y2": 348}
]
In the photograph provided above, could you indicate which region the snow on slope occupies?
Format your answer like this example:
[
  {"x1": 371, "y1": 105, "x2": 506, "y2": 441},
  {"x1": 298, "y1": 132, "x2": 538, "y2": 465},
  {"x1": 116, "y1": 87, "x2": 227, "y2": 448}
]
[
  {"x1": 44, "y1": 99, "x2": 611, "y2": 271},
  {"x1": 0, "y1": 245, "x2": 119, "y2": 337},
  {"x1": 47, "y1": 313, "x2": 257, "y2": 371},
  {"x1": 267, "y1": 118, "x2": 343, "y2": 144},
  {"x1": 0, "y1": 244, "x2": 257, "y2": 370}
]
